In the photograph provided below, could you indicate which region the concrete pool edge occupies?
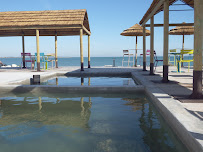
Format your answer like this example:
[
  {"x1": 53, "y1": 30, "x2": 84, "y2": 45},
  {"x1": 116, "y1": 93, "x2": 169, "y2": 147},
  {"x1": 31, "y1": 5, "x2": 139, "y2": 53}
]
[
  {"x1": 132, "y1": 72, "x2": 203, "y2": 152},
  {"x1": 0, "y1": 85, "x2": 145, "y2": 94},
  {"x1": 2, "y1": 68, "x2": 203, "y2": 151}
]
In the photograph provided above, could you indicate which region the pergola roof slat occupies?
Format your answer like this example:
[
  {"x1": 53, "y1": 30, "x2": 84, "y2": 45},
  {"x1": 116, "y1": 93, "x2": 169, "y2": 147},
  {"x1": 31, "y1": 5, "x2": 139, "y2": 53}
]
[{"x1": 139, "y1": 0, "x2": 194, "y2": 25}]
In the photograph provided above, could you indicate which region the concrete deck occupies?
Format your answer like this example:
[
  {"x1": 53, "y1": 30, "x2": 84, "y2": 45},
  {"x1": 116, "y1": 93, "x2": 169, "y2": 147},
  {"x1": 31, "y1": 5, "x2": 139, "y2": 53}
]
[{"x1": 0, "y1": 65, "x2": 202, "y2": 151}]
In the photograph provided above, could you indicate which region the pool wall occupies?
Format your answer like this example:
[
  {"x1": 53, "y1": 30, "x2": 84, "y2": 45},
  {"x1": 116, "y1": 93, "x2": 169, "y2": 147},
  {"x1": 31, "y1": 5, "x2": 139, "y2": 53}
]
[
  {"x1": 132, "y1": 72, "x2": 203, "y2": 152},
  {"x1": 0, "y1": 69, "x2": 202, "y2": 151}
]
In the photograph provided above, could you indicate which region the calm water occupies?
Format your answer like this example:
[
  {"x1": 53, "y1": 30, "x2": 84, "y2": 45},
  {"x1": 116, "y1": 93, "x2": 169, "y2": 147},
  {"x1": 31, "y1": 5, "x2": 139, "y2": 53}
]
[
  {"x1": 0, "y1": 56, "x2": 194, "y2": 68},
  {"x1": 40, "y1": 77, "x2": 136, "y2": 86},
  {"x1": 0, "y1": 93, "x2": 188, "y2": 152}
]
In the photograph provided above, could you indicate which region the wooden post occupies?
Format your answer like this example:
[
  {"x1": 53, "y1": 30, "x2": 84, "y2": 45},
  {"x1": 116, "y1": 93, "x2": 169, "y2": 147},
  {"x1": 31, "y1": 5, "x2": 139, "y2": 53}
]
[
  {"x1": 80, "y1": 29, "x2": 84, "y2": 71},
  {"x1": 36, "y1": 29, "x2": 40, "y2": 71},
  {"x1": 181, "y1": 34, "x2": 184, "y2": 67},
  {"x1": 135, "y1": 36, "x2": 138, "y2": 67},
  {"x1": 150, "y1": 16, "x2": 154, "y2": 75},
  {"x1": 22, "y1": 33, "x2": 26, "y2": 68},
  {"x1": 143, "y1": 25, "x2": 146, "y2": 71},
  {"x1": 162, "y1": 0, "x2": 169, "y2": 82},
  {"x1": 55, "y1": 32, "x2": 58, "y2": 68},
  {"x1": 88, "y1": 35, "x2": 91, "y2": 68},
  {"x1": 190, "y1": 0, "x2": 203, "y2": 99},
  {"x1": 182, "y1": 34, "x2": 185, "y2": 50}
]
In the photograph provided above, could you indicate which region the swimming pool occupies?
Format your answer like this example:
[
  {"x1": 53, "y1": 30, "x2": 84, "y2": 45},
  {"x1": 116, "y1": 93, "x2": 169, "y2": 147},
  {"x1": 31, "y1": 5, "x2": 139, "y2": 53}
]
[
  {"x1": 0, "y1": 93, "x2": 188, "y2": 152},
  {"x1": 39, "y1": 76, "x2": 137, "y2": 86}
]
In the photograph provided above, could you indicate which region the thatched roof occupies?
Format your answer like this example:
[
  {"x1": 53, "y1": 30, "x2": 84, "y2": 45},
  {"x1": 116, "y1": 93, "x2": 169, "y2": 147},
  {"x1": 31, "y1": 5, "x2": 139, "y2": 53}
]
[
  {"x1": 169, "y1": 22, "x2": 194, "y2": 35},
  {"x1": 139, "y1": 0, "x2": 194, "y2": 25},
  {"x1": 0, "y1": 9, "x2": 91, "y2": 36},
  {"x1": 120, "y1": 24, "x2": 150, "y2": 36}
]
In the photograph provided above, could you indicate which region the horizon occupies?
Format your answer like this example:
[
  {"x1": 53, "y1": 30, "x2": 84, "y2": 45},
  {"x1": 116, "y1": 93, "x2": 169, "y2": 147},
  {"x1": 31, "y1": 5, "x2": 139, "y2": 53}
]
[{"x1": 0, "y1": 0, "x2": 194, "y2": 57}]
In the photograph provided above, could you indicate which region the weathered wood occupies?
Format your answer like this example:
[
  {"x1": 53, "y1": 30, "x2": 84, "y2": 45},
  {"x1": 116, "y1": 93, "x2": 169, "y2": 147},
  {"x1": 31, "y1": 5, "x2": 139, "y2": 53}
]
[
  {"x1": 80, "y1": 28, "x2": 84, "y2": 71},
  {"x1": 143, "y1": 25, "x2": 146, "y2": 71},
  {"x1": 150, "y1": 16, "x2": 154, "y2": 75},
  {"x1": 22, "y1": 33, "x2": 25, "y2": 68},
  {"x1": 82, "y1": 25, "x2": 91, "y2": 36},
  {"x1": 141, "y1": 0, "x2": 164, "y2": 25},
  {"x1": 163, "y1": 0, "x2": 169, "y2": 82},
  {"x1": 145, "y1": 23, "x2": 194, "y2": 27},
  {"x1": 55, "y1": 32, "x2": 58, "y2": 68},
  {"x1": 0, "y1": 25, "x2": 81, "y2": 30},
  {"x1": 191, "y1": 0, "x2": 203, "y2": 98},
  {"x1": 135, "y1": 36, "x2": 138, "y2": 67},
  {"x1": 36, "y1": 29, "x2": 40, "y2": 71},
  {"x1": 88, "y1": 35, "x2": 90, "y2": 68}
]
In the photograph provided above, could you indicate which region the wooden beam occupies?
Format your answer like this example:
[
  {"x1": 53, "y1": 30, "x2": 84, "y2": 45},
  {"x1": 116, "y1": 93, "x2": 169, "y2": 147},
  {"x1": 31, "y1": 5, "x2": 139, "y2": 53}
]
[
  {"x1": 141, "y1": 0, "x2": 165, "y2": 26},
  {"x1": 0, "y1": 25, "x2": 82, "y2": 31},
  {"x1": 163, "y1": 0, "x2": 169, "y2": 83},
  {"x1": 36, "y1": 29, "x2": 40, "y2": 71},
  {"x1": 80, "y1": 28, "x2": 84, "y2": 71},
  {"x1": 55, "y1": 32, "x2": 58, "y2": 68},
  {"x1": 145, "y1": 23, "x2": 194, "y2": 27},
  {"x1": 82, "y1": 25, "x2": 91, "y2": 36},
  {"x1": 150, "y1": 16, "x2": 154, "y2": 75}
]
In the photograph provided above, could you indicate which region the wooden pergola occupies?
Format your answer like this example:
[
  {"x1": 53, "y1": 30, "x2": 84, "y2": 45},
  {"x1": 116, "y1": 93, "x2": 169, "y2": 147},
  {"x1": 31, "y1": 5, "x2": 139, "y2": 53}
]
[
  {"x1": 0, "y1": 9, "x2": 91, "y2": 71},
  {"x1": 139, "y1": 0, "x2": 203, "y2": 99}
]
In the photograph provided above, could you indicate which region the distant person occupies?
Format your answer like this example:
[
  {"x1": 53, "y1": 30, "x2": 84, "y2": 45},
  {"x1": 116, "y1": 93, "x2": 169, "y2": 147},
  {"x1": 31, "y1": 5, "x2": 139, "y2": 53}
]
[{"x1": 0, "y1": 61, "x2": 6, "y2": 67}]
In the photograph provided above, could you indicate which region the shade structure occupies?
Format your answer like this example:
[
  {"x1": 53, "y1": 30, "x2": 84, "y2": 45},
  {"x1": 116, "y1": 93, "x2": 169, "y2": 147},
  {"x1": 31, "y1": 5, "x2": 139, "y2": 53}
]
[
  {"x1": 169, "y1": 22, "x2": 194, "y2": 50},
  {"x1": 0, "y1": 9, "x2": 91, "y2": 71},
  {"x1": 0, "y1": 9, "x2": 90, "y2": 36},
  {"x1": 120, "y1": 24, "x2": 150, "y2": 67}
]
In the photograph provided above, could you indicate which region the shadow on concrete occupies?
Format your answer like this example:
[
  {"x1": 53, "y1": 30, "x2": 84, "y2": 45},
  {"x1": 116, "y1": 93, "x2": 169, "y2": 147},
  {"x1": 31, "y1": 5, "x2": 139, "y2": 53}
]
[
  {"x1": 140, "y1": 69, "x2": 203, "y2": 103},
  {"x1": 185, "y1": 109, "x2": 203, "y2": 121},
  {"x1": 190, "y1": 132, "x2": 203, "y2": 141}
]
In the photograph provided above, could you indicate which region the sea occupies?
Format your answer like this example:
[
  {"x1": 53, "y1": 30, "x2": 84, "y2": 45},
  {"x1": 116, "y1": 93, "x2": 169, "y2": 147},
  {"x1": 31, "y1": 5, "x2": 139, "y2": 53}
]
[{"x1": 0, "y1": 56, "x2": 193, "y2": 68}]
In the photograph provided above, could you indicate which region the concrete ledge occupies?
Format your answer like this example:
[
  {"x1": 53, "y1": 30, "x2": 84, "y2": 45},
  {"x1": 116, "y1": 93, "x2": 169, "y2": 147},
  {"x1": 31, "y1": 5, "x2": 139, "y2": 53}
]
[
  {"x1": 134, "y1": 71, "x2": 203, "y2": 152},
  {"x1": 65, "y1": 72, "x2": 132, "y2": 77},
  {"x1": 0, "y1": 85, "x2": 144, "y2": 95}
]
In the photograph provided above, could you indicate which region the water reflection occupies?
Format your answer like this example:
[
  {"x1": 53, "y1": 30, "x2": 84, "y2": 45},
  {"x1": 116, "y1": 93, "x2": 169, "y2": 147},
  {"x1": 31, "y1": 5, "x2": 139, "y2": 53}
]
[
  {"x1": 123, "y1": 97, "x2": 188, "y2": 152},
  {"x1": 40, "y1": 77, "x2": 136, "y2": 86},
  {"x1": 0, "y1": 97, "x2": 91, "y2": 129},
  {"x1": 0, "y1": 95, "x2": 187, "y2": 152}
]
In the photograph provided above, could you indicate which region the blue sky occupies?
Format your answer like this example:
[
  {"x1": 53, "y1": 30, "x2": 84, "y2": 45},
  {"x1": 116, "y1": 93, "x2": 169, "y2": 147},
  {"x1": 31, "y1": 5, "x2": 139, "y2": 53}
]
[{"x1": 0, "y1": 0, "x2": 194, "y2": 57}]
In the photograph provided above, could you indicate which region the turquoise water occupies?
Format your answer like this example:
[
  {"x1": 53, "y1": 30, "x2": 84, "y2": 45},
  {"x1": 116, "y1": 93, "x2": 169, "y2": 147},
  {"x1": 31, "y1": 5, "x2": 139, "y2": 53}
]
[
  {"x1": 40, "y1": 77, "x2": 136, "y2": 86},
  {"x1": 0, "y1": 56, "x2": 194, "y2": 68},
  {"x1": 0, "y1": 93, "x2": 188, "y2": 152}
]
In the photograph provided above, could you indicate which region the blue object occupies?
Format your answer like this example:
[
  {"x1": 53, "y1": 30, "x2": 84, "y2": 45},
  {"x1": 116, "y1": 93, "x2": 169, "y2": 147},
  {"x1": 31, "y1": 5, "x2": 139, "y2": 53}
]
[{"x1": 34, "y1": 53, "x2": 48, "y2": 70}]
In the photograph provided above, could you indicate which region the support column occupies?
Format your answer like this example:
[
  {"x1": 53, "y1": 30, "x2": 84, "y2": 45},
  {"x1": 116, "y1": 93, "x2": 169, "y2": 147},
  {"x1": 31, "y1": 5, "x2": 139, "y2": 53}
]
[
  {"x1": 143, "y1": 25, "x2": 147, "y2": 71},
  {"x1": 22, "y1": 33, "x2": 26, "y2": 68},
  {"x1": 191, "y1": 0, "x2": 203, "y2": 99},
  {"x1": 135, "y1": 36, "x2": 138, "y2": 67},
  {"x1": 36, "y1": 29, "x2": 40, "y2": 71},
  {"x1": 150, "y1": 16, "x2": 154, "y2": 75},
  {"x1": 162, "y1": 0, "x2": 169, "y2": 82},
  {"x1": 88, "y1": 35, "x2": 91, "y2": 68},
  {"x1": 182, "y1": 34, "x2": 185, "y2": 50},
  {"x1": 80, "y1": 29, "x2": 84, "y2": 71},
  {"x1": 55, "y1": 33, "x2": 58, "y2": 68}
]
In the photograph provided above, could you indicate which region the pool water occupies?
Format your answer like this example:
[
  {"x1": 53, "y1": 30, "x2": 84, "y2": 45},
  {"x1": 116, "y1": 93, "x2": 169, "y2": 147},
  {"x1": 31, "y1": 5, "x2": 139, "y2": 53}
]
[
  {"x1": 0, "y1": 93, "x2": 188, "y2": 152},
  {"x1": 40, "y1": 76, "x2": 136, "y2": 86}
]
